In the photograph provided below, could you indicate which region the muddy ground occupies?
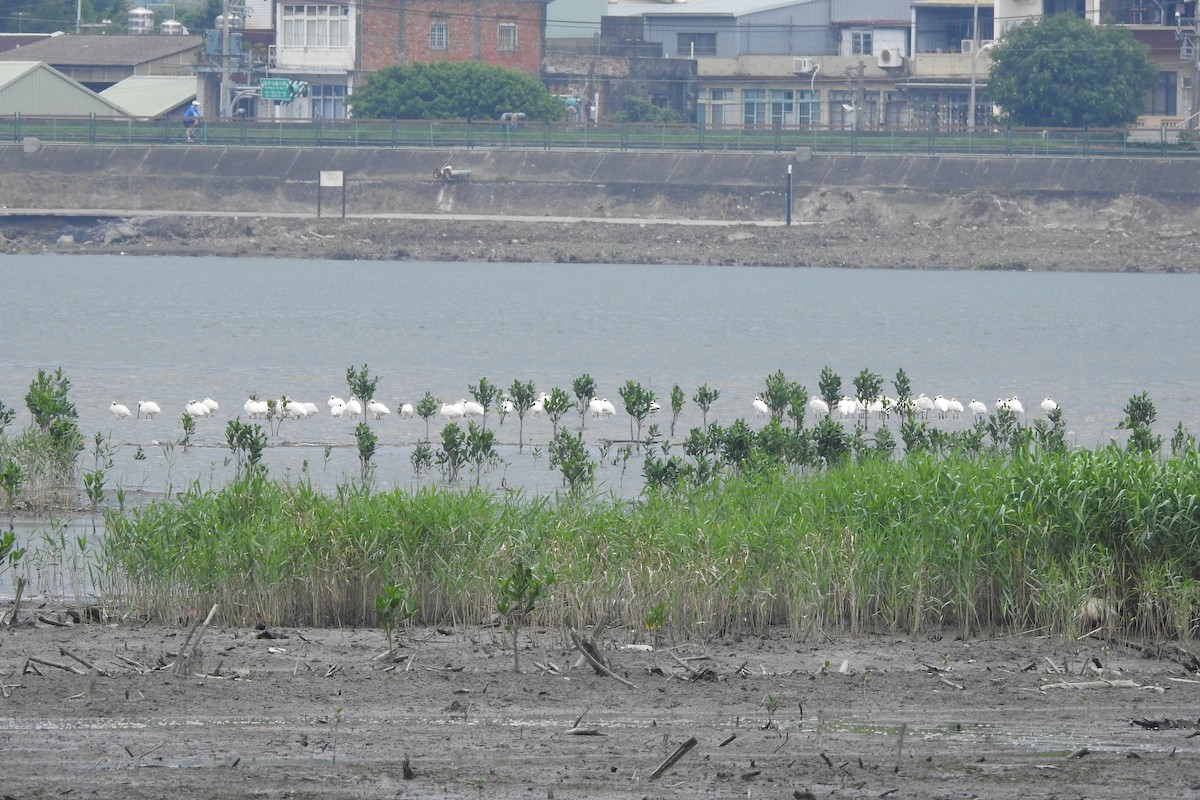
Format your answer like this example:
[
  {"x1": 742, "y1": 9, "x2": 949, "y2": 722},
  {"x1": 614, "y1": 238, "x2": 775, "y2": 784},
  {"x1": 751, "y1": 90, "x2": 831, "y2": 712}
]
[
  {"x1": 3, "y1": 607, "x2": 1200, "y2": 800},
  {"x1": 1, "y1": 191, "x2": 1199, "y2": 271}
]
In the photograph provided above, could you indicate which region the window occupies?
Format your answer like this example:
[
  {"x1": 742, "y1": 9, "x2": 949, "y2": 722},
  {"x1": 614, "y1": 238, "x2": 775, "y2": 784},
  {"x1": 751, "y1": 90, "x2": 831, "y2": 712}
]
[
  {"x1": 850, "y1": 31, "x2": 872, "y2": 56},
  {"x1": 709, "y1": 88, "x2": 735, "y2": 128},
  {"x1": 1150, "y1": 71, "x2": 1177, "y2": 115},
  {"x1": 430, "y1": 22, "x2": 447, "y2": 50},
  {"x1": 770, "y1": 89, "x2": 793, "y2": 126},
  {"x1": 310, "y1": 83, "x2": 347, "y2": 120},
  {"x1": 797, "y1": 90, "x2": 819, "y2": 126},
  {"x1": 677, "y1": 32, "x2": 717, "y2": 57},
  {"x1": 498, "y1": 23, "x2": 517, "y2": 52},
  {"x1": 742, "y1": 89, "x2": 767, "y2": 127},
  {"x1": 281, "y1": 4, "x2": 349, "y2": 48}
]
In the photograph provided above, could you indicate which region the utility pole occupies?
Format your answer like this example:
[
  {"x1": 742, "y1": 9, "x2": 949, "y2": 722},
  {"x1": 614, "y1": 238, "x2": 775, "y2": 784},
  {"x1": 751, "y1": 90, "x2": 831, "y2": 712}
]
[
  {"x1": 220, "y1": 0, "x2": 232, "y2": 119},
  {"x1": 968, "y1": 0, "x2": 979, "y2": 128}
]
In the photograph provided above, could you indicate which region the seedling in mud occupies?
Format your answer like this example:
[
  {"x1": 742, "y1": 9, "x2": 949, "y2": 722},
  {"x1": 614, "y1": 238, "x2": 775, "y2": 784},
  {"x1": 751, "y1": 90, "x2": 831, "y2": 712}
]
[
  {"x1": 507, "y1": 380, "x2": 536, "y2": 452},
  {"x1": 415, "y1": 392, "x2": 439, "y2": 441},
  {"x1": 548, "y1": 429, "x2": 594, "y2": 494},
  {"x1": 496, "y1": 560, "x2": 554, "y2": 672},
  {"x1": 643, "y1": 600, "x2": 668, "y2": 645},
  {"x1": 346, "y1": 363, "x2": 381, "y2": 406},
  {"x1": 375, "y1": 579, "x2": 418, "y2": 652},
  {"x1": 669, "y1": 384, "x2": 685, "y2": 436},
  {"x1": 618, "y1": 380, "x2": 655, "y2": 445},
  {"x1": 468, "y1": 377, "x2": 499, "y2": 430},
  {"x1": 761, "y1": 694, "x2": 779, "y2": 729},
  {"x1": 179, "y1": 411, "x2": 195, "y2": 452},
  {"x1": 543, "y1": 388, "x2": 571, "y2": 437},
  {"x1": 410, "y1": 441, "x2": 433, "y2": 475},
  {"x1": 573, "y1": 373, "x2": 596, "y2": 431}
]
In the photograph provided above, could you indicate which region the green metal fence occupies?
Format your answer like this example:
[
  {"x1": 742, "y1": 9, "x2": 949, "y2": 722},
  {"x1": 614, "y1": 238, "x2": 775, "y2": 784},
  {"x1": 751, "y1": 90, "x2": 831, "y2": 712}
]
[{"x1": 4, "y1": 113, "x2": 1197, "y2": 158}]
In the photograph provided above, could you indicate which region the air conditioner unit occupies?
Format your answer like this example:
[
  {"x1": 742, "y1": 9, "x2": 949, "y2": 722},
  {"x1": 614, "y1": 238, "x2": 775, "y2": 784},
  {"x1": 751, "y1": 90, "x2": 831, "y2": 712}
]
[
  {"x1": 793, "y1": 57, "x2": 815, "y2": 74},
  {"x1": 961, "y1": 39, "x2": 995, "y2": 54},
  {"x1": 877, "y1": 48, "x2": 904, "y2": 68}
]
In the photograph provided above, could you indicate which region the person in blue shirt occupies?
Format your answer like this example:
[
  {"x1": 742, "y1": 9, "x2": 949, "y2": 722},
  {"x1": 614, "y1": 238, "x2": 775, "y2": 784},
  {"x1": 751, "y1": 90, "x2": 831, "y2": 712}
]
[{"x1": 183, "y1": 101, "x2": 201, "y2": 142}]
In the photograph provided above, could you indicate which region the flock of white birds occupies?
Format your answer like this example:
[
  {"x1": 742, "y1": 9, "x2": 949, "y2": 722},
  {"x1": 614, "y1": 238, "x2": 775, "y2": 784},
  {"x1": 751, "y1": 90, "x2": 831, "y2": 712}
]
[
  {"x1": 106, "y1": 394, "x2": 627, "y2": 423},
  {"x1": 108, "y1": 392, "x2": 1058, "y2": 425},
  {"x1": 752, "y1": 393, "x2": 1059, "y2": 422}
]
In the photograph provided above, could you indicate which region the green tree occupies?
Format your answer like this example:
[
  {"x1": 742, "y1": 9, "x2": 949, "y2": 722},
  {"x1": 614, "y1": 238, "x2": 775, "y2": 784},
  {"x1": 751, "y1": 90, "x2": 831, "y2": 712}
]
[
  {"x1": 463, "y1": 420, "x2": 500, "y2": 487},
  {"x1": 669, "y1": 385, "x2": 685, "y2": 436},
  {"x1": 761, "y1": 370, "x2": 793, "y2": 422},
  {"x1": 346, "y1": 364, "x2": 381, "y2": 405},
  {"x1": 176, "y1": 0, "x2": 222, "y2": 33},
  {"x1": 508, "y1": 380, "x2": 537, "y2": 453},
  {"x1": 818, "y1": 366, "x2": 842, "y2": 414},
  {"x1": 548, "y1": 429, "x2": 595, "y2": 494},
  {"x1": 543, "y1": 388, "x2": 572, "y2": 438},
  {"x1": 572, "y1": 374, "x2": 596, "y2": 431},
  {"x1": 618, "y1": 380, "x2": 656, "y2": 445},
  {"x1": 987, "y1": 16, "x2": 1156, "y2": 128},
  {"x1": 468, "y1": 377, "x2": 499, "y2": 430},
  {"x1": 354, "y1": 422, "x2": 378, "y2": 481},
  {"x1": 416, "y1": 391, "x2": 439, "y2": 442},
  {"x1": 350, "y1": 61, "x2": 563, "y2": 121},
  {"x1": 693, "y1": 384, "x2": 720, "y2": 429}
]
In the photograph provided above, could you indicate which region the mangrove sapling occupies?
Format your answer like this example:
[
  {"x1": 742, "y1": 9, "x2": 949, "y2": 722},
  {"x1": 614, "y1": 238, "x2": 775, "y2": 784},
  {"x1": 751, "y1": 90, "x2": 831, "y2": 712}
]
[
  {"x1": 468, "y1": 377, "x2": 499, "y2": 430},
  {"x1": 1119, "y1": 391, "x2": 1162, "y2": 455},
  {"x1": 375, "y1": 579, "x2": 418, "y2": 654},
  {"x1": 548, "y1": 429, "x2": 595, "y2": 493},
  {"x1": 225, "y1": 419, "x2": 267, "y2": 478},
  {"x1": 508, "y1": 380, "x2": 536, "y2": 452},
  {"x1": 669, "y1": 385, "x2": 685, "y2": 437},
  {"x1": 179, "y1": 411, "x2": 195, "y2": 452},
  {"x1": 0, "y1": 399, "x2": 15, "y2": 436},
  {"x1": 818, "y1": 365, "x2": 842, "y2": 415},
  {"x1": 464, "y1": 421, "x2": 500, "y2": 488},
  {"x1": 786, "y1": 384, "x2": 810, "y2": 432},
  {"x1": 853, "y1": 369, "x2": 885, "y2": 427},
  {"x1": 415, "y1": 391, "x2": 439, "y2": 441},
  {"x1": 84, "y1": 432, "x2": 114, "y2": 536},
  {"x1": 573, "y1": 373, "x2": 596, "y2": 431},
  {"x1": 544, "y1": 388, "x2": 571, "y2": 438},
  {"x1": 437, "y1": 422, "x2": 466, "y2": 483},
  {"x1": 893, "y1": 368, "x2": 914, "y2": 418},
  {"x1": 24, "y1": 368, "x2": 78, "y2": 434},
  {"x1": 1170, "y1": 422, "x2": 1196, "y2": 456},
  {"x1": 346, "y1": 363, "x2": 382, "y2": 407},
  {"x1": 762, "y1": 370, "x2": 793, "y2": 422},
  {"x1": 693, "y1": 384, "x2": 719, "y2": 429},
  {"x1": 1, "y1": 460, "x2": 22, "y2": 530},
  {"x1": 354, "y1": 422, "x2": 377, "y2": 482},
  {"x1": 411, "y1": 441, "x2": 434, "y2": 475},
  {"x1": 496, "y1": 560, "x2": 554, "y2": 672},
  {"x1": 618, "y1": 380, "x2": 655, "y2": 446}
]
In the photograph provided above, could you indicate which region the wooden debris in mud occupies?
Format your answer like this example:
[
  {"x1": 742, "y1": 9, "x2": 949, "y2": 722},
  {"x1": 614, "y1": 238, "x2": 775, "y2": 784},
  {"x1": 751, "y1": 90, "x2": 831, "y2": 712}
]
[
  {"x1": 1130, "y1": 717, "x2": 1200, "y2": 731},
  {"x1": 1039, "y1": 678, "x2": 1163, "y2": 692},
  {"x1": 568, "y1": 628, "x2": 637, "y2": 689},
  {"x1": 648, "y1": 736, "x2": 698, "y2": 780},
  {"x1": 173, "y1": 604, "x2": 219, "y2": 675},
  {"x1": 2, "y1": 576, "x2": 27, "y2": 627}
]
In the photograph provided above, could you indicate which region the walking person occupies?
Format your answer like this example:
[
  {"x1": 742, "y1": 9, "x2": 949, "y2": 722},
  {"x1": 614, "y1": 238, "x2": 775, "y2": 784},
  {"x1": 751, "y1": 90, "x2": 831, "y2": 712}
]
[{"x1": 183, "y1": 100, "x2": 201, "y2": 142}]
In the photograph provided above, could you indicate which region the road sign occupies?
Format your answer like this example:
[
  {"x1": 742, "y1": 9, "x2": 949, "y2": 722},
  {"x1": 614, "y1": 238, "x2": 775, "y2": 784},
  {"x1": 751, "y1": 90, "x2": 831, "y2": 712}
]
[{"x1": 260, "y1": 78, "x2": 291, "y2": 101}]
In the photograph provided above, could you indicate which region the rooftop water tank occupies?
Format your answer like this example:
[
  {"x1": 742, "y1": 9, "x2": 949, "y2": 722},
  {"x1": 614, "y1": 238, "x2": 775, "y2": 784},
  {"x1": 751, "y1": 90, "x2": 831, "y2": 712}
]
[
  {"x1": 215, "y1": 12, "x2": 244, "y2": 30},
  {"x1": 127, "y1": 6, "x2": 153, "y2": 35},
  {"x1": 161, "y1": 19, "x2": 188, "y2": 35}
]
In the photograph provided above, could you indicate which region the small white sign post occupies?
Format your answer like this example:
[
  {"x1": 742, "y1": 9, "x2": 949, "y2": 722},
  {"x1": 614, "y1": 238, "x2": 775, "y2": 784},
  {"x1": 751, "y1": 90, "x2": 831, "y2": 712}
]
[{"x1": 318, "y1": 170, "x2": 345, "y2": 218}]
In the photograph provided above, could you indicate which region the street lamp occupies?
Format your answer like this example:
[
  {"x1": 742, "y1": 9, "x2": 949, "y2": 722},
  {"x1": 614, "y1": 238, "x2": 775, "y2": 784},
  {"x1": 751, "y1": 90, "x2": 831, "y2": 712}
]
[{"x1": 968, "y1": 0, "x2": 980, "y2": 128}]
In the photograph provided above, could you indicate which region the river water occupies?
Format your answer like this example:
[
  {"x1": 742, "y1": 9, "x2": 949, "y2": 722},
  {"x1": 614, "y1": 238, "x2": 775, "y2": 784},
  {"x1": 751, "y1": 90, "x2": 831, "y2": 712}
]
[{"x1": 1, "y1": 254, "x2": 1198, "y2": 504}]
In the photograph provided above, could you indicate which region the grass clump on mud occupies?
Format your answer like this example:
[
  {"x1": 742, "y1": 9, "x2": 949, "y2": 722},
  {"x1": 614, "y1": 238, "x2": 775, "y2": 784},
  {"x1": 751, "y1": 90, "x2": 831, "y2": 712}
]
[{"x1": 99, "y1": 443, "x2": 1200, "y2": 642}]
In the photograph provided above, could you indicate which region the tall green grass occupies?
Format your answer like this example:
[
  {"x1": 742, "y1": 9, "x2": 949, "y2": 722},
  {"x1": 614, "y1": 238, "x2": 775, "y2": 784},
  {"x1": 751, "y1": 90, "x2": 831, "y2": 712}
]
[{"x1": 99, "y1": 447, "x2": 1200, "y2": 640}]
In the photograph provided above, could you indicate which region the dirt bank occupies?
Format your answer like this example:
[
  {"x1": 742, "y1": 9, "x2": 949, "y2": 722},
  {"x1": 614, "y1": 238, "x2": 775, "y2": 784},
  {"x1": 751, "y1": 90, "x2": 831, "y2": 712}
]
[
  {"x1": 3, "y1": 608, "x2": 1199, "y2": 800},
  {"x1": 2, "y1": 193, "x2": 1198, "y2": 271}
]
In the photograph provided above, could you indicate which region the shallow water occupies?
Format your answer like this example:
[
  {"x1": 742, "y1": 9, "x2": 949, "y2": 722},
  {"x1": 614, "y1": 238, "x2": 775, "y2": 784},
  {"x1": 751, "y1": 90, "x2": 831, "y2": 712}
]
[{"x1": 1, "y1": 255, "x2": 1198, "y2": 504}]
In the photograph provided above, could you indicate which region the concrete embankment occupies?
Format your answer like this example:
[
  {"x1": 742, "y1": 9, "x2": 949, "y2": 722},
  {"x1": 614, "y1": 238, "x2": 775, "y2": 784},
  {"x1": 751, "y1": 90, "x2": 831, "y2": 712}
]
[{"x1": 4, "y1": 143, "x2": 1200, "y2": 220}]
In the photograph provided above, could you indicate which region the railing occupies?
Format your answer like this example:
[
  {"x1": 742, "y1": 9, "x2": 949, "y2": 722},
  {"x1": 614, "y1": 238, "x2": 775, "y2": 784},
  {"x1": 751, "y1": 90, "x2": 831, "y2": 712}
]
[{"x1": 3, "y1": 113, "x2": 1198, "y2": 157}]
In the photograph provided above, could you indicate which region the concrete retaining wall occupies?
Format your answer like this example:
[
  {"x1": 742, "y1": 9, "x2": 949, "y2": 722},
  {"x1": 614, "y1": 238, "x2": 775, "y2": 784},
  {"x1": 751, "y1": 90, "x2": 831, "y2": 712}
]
[{"x1": 4, "y1": 144, "x2": 1200, "y2": 218}]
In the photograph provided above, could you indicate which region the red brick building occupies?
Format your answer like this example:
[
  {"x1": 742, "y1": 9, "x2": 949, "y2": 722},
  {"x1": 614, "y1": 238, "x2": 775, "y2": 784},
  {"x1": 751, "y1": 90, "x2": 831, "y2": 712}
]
[{"x1": 359, "y1": 0, "x2": 549, "y2": 77}]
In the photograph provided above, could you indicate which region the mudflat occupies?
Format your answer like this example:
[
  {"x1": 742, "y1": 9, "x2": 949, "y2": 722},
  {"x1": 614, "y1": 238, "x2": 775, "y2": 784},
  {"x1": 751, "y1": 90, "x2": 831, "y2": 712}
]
[{"x1": 3, "y1": 609, "x2": 1198, "y2": 799}]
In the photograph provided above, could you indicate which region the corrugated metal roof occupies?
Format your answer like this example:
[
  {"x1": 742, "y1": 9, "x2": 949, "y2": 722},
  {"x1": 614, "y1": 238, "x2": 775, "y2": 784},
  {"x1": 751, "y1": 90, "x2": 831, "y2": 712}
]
[
  {"x1": 607, "y1": 0, "x2": 820, "y2": 17},
  {"x1": 0, "y1": 34, "x2": 203, "y2": 67},
  {"x1": 100, "y1": 75, "x2": 196, "y2": 119},
  {"x1": 0, "y1": 61, "x2": 130, "y2": 117}
]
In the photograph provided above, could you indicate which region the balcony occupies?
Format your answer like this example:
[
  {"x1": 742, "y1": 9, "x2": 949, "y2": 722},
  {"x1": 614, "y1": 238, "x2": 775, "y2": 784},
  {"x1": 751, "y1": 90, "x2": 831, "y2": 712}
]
[{"x1": 269, "y1": 44, "x2": 354, "y2": 73}]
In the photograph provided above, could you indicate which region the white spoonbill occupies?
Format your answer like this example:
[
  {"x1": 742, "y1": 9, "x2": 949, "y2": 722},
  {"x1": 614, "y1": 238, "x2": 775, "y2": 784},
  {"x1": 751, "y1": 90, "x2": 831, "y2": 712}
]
[
  {"x1": 968, "y1": 399, "x2": 988, "y2": 418},
  {"x1": 531, "y1": 392, "x2": 550, "y2": 417},
  {"x1": 327, "y1": 395, "x2": 345, "y2": 410},
  {"x1": 462, "y1": 399, "x2": 485, "y2": 417},
  {"x1": 1040, "y1": 397, "x2": 1059, "y2": 414},
  {"x1": 914, "y1": 393, "x2": 935, "y2": 419},
  {"x1": 202, "y1": 397, "x2": 219, "y2": 414},
  {"x1": 368, "y1": 399, "x2": 391, "y2": 420},
  {"x1": 751, "y1": 396, "x2": 770, "y2": 417},
  {"x1": 599, "y1": 399, "x2": 616, "y2": 417},
  {"x1": 302, "y1": 402, "x2": 320, "y2": 417},
  {"x1": 400, "y1": 403, "x2": 414, "y2": 419},
  {"x1": 184, "y1": 400, "x2": 209, "y2": 419},
  {"x1": 808, "y1": 397, "x2": 830, "y2": 417},
  {"x1": 948, "y1": 398, "x2": 964, "y2": 419},
  {"x1": 588, "y1": 397, "x2": 607, "y2": 418},
  {"x1": 440, "y1": 401, "x2": 465, "y2": 420},
  {"x1": 837, "y1": 396, "x2": 861, "y2": 419},
  {"x1": 110, "y1": 401, "x2": 132, "y2": 420},
  {"x1": 136, "y1": 400, "x2": 160, "y2": 419},
  {"x1": 329, "y1": 402, "x2": 345, "y2": 418},
  {"x1": 1000, "y1": 395, "x2": 1025, "y2": 415},
  {"x1": 933, "y1": 395, "x2": 951, "y2": 420},
  {"x1": 284, "y1": 400, "x2": 311, "y2": 419},
  {"x1": 345, "y1": 396, "x2": 363, "y2": 419}
]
